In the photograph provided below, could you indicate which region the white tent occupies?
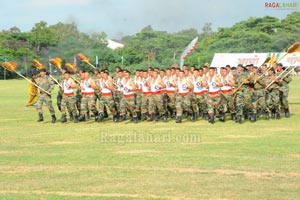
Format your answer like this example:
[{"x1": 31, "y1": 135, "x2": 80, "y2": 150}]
[{"x1": 210, "y1": 52, "x2": 300, "y2": 67}]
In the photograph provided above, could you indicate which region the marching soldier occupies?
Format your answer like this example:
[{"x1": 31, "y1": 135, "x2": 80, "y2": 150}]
[
  {"x1": 265, "y1": 68, "x2": 281, "y2": 119},
  {"x1": 148, "y1": 70, "x2": 167, "y2": 122},
  {"x1": 191, "y1": 68, "x2": 208, "y2": 120},
  {"x1": 60, "y1": 71, "x2": 78, "y2": 123},
  {"x1": 78, "y1": 70, "x2": 98, "y2": 121},
  {"x1": 119, "y1": 70, "x2": 138, "y2": 123},
  {"x1": 220, "y1": 67, "x2": 235, "y2": 121},
  {"x1": 234, "y1": 64, "x2": 252, "y2": 123},
  {"x1": 96, "y1": 71, "x2": 118, "y2": 122},
  {"x1": 175, "y1": 70, "x2": 193, "y2": 123},
  {"x1": 207, "y1": 67, "x2": 223, "y2": 124},
  {"x1": 35, "y1": 68, "x2": 56, "y2": 123},
  {"x1": 277, "y1": 63, "x2": 292, "y2": 117},
  {"x1": 140, "y1": 70, "x2": 151, "y2": 120},
  {"x1": 163, "y1": 68, "x2": 176, "y2": 118}
]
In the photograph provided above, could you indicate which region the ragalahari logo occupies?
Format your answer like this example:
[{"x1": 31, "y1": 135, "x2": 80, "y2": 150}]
[{"x1": 264, "y1": 1, "x2": 299, "y2": 10}]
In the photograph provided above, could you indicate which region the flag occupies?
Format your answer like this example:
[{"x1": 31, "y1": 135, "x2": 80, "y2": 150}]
[{"x1": 179, "y1": 37, "x2": 198, "y2": 69}]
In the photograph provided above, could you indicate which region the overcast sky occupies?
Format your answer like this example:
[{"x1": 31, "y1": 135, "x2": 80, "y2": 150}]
[{"x1": 1, "y1": 0, "x2": 298, "y2": 39}]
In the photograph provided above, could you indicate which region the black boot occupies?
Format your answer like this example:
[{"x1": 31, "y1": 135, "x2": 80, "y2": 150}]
[
  {"x1": 133, "y1": 117, "x2": 138, "y2": 123},
  {"x1": 220, "y1": 112, "x2": 225, "y2": 122},
  {"x1": 73, "y1": 115, "x2": 78, "y2": 123},
  {"x1": 78, "y1": 114, "x2": 86, "y2": 122},
  {"x1": 51, "y1": 115, "x2": 56, "y2": 123},
  {"x1": 276, "y1": 113, "x2": 281, "y2": 120},
  {"x1": 103, "y1": 109, "x2": 109, "y2": 118},
  {"x1": 69, "y1": 113, "x2": 74, "y2": 121},
  {"x1": 236, "y1": 115, "x2": 242, "y2": 124},
  {"x1": 97, "y1": 113, "x2": 104, "y2": 122},
  {"x1": 271, "y1": 111, "x2": 275, "y2": 119},
  {"x1": 204, "y1": 113, "x2": 209, "y2": 121},
  {"x1": 284, "y1": 108, "x2": 290, "y2": 118},
  {"x1": 141, "y1": 113, "x2": 147, "y2": 121},
  {"x1": 86, "y1": 112, "x2": 90, "y2": 120},
  {"x1": 113, "y1": 114, "x2": 119, "y2": 122},
  {"x1": 231, "y1": 113, "x2": 236, "y2": 121},
  {"x1": 61, "y1": 114, "x2": 67, "y2": 123},
  {"x1": 37, "y1": 113, "x2": 44, "y2": 122},
  {"x1": 265, "y1": 113, "x2": 270, "y2": 120},
  {"x1": 162, "y1": 114, "x2": 167, "y2": 122},
  {"x1": 148, "y1": 114, "x2": 154, "y2": 122},
  {"x1": 208, "y1": 115, "x2": 215, "y2": 124},
  {"x1": 137, "y1": 112, "x2": 141, "y2": 120},
  {"x1": 244, "y1": 111, "x2": 249, "y2": 120},
  {"x1": 176, "y1": 116, "x2": 182, "y2": 123},
  {"x1": 250, "y1": 113, "x2": 256, "y2": 122},
  {"x1": 120, "y1": 115, "x2": 126, "y2": 122}
]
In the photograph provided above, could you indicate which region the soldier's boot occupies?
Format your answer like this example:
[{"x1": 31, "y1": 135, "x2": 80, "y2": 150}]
[
  {"x1": 61, "y1": 114, "x2": 67, "y2": 123},
  {"x1": 113, "y1": 114, "x2": 119, "y2": 122},
  {"x1": 137, "y1": 111, "x2": 141, "y2": 120},
  {"x1": 231, "y1": 113, "x2": 236, "y2": 121},
  {"x1": 141, "y1": 113, "x2": 147, "y2": 121},
  {"x1": 244, "y1": 111, "x2": 249, "y2": 120},
  {"x1": 104, "y1": 109, "x2": 109, "y2": 118},
  {"x1": 94, "y1": 112, "x2": 99, "y2": 122},
  {"x1": 148, "y1": 114, "x2": 154, "y2": 122},
  {"x1": 133, "y1": 116, "x2": 138, "y2": 123},
  {"x1": 271, "y1": 111, "x2": 275, "y2": 119},
  {"x1": 175, "y1": 116, "x2": 182, "y2": 123},
  {"x1": 208, "y1": 115, "x2": 215, "y2": 124},
  {"x1": 199, "y1": 111, "x2": 204, "y2": 118},
  {"x1": 73, "y1": 115, "x2": 78, "y2": 123},
  {"x1": 97, "y1": 113, "x2": 104, "y2": 122},
  {"x1": 154, "y1": 114, "x2": 160, "y2": 122},
  {"x1": 250, "y1": 113, "x2": 256, "y2": 122},
  {"x1": 86, "y1": 112, "x2": 90, "y2": 120},
  {"x1": 162, "y1": 114, "x2": 167, "y2": 122},
  {"x1": 276, "y1": 113, "x2": 281, "y2": 120},
  {"x1": 284, "y1": 108, "x2": 290, "y2": 118},
  {"x1": 120, "y1": 115, "x2": 126, "y2": 122},
  {"x1": 37, "y1": 113, "x2": 44, "y2": 122},
  {"x1": 236, "y1": 115, "x2": 242, "y2": 124},
  {"x1": 265, "y1": 112, "x2": 270, "y2": 120},
  {"x1": 51, "y1": 114, "x2": 56, "y2": 123},
  {"x1": 69, "y1": 113, "x2": 74, "y2": 121},
  {"x1": 219, "y1": 112, "x2": 225, "y2": 122},
  {"x1": 204, "y1": 113, "x2": 209, "y2": 121},
  {"x1": 171, "y1": 111, "x2": 176, "y2": 119},
  {"x1": 78, "y1": 114, "x2": 86, "y2": 122}
]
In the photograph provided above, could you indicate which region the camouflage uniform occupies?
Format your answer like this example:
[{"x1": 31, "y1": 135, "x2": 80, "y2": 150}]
[
  {"x1": 279, "y1": 74, "x2": 292, "y2": 116},
  {"x1": 265, "y1": 76, "x2": 281, "y2": 119},
  {"x1": 36, "y1": 75, "x2": 56, "y2": 122},
  {"x1": 234, "y1": 71, "x2": 252, "y2": 122},
  {"x1": 251, "y1": 73, "x2": 267, "y2": 118},
  {"x1": 60, "y1": 78, "x2": 78, "y2": 122}
]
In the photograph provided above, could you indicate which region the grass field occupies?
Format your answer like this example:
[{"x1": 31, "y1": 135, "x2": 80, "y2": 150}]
[{"x1": 0, "y1": 77, "x2": 300, "y2": 200}]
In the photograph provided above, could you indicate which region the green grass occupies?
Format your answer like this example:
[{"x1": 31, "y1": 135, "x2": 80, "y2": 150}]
[{"x1": 0, "y1": 77, "x2": 300, "y2": 199}]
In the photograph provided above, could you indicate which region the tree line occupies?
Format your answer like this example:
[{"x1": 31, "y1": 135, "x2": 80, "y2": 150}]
[{"x1": 0, "y1": 11, "x2": 299, "y2": 79}]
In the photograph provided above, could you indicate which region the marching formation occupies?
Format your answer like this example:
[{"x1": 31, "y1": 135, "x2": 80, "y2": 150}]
[{"x1": 32, "y1": 62, "x2": 292, "y2": 124}]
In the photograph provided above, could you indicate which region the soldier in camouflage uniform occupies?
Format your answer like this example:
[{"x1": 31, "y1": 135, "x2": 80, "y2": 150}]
[
  {"x1": 277, "y1": 63, "x2": 292, "y2": 117},
  {"x1": 148, "y1": 70, "x2": 167, "y2": 122},
  {"x1": 206, "y1": 67, "x2": 223, "y2": 124},
  {"x1": 35, "y1": 68, "x2": 56, "y2": 123},
  {"x1": 96, "y1": 71, "x2": 118, "y2": 122},
  {"x1": 119, "y1": 70, "x2": 138, "y2": 123},
  {"x1": 234, "y1": 64, "x2": 252, "y2": 123},
  {"x1": 140, "y1": 70, "x2": 151, "y2": 120},
  {"x1": 60, "y1": 71, "x2": 78, "y2": 123},
  {"x1": 163, "y1": 68, "x2": 177, "y2": 119},
  {"x1": 175, "y1": 70, "x2": 193, "y2": 123},
  {"x1": 250, "y1": 66, "x2": 267, "y2": 120},
  {"x1": 134, "y1": 69, "x2": 143, "y2": 120},
  {"x1": 265, "y1": 68, "x2": 281, "y2": 119},
  {"x1": 78, "y1": 70, "x2": 98, "y2": 121}
]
